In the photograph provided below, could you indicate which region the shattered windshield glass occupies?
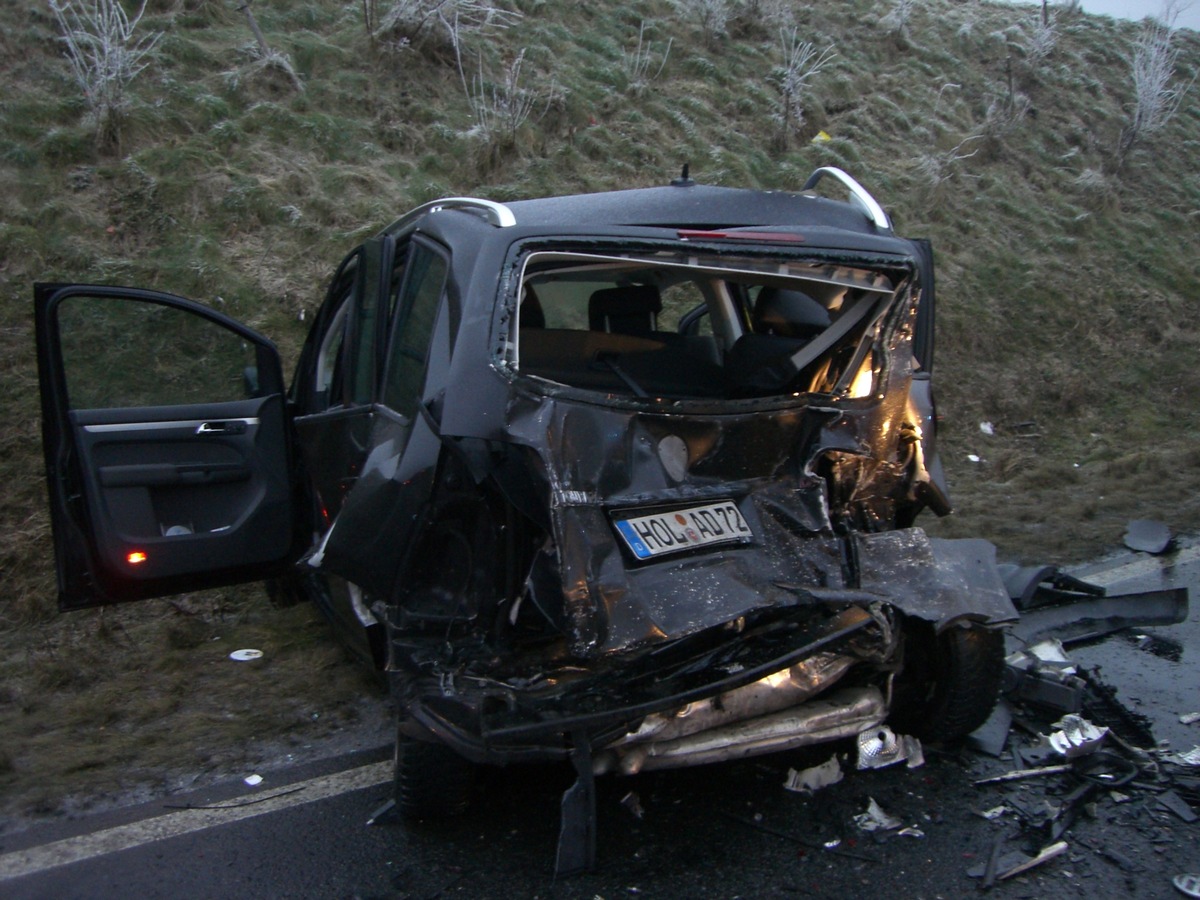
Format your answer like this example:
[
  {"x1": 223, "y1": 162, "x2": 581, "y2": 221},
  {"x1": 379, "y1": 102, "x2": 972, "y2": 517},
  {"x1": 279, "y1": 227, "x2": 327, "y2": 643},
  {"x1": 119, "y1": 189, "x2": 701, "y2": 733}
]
[{"x1": 512, "y1": 250, "x2": 900, "y2": 401}]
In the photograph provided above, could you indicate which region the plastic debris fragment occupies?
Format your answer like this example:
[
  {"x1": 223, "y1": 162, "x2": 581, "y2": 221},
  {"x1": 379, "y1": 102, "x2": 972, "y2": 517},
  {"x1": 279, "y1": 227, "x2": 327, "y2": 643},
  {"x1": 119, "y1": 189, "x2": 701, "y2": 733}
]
[
  {"x1": 1163, "y1": 746, "x2": 1200, "y2": 766},
  {"x1": 784, "y1": 755, "x2": 843, "y2": 794},
  {"x1": 244, "y1": 774, "x2": 263, "y2": 786},
  {"x1": 979, "y1": 421, "x2": 994, "y2": 435},
  {"x1": 229, "y1": 649, "x2": 264, "y2": 662},
  {"x1": 1180, "y1": 712, "x2": 1200, "y2": 725},
  {"x1": 967, "y1": 454, "x2": 982, "y2": 463},
  {"x1": 621, "y1": 791, "x2": 644, "y2": 819},
  {"x1": 997, "y1": 841, "x2": 1068, "y2": 881},
  {"x1": 853, "y1": 797, "x2": 902, "y2": 832},
  {"x1": 1174, "y1": 873, "x2": 1200, "y2": 898},
  {"x1": 1048, "y1": 715, "x2": 1108, "y2": 758},
  {"x1": 1158, "y1": 790, "x2": 1198, "y2": 823},
  {"x1": 1123, "y1": 519, "x2": 1174, "y2": 554},
  {"x1": 811, "y1": 130, "x2": 832, "y2": 143},
  {"x1": 978, "y1": 805, "x2": 1009, "y2": 820}
]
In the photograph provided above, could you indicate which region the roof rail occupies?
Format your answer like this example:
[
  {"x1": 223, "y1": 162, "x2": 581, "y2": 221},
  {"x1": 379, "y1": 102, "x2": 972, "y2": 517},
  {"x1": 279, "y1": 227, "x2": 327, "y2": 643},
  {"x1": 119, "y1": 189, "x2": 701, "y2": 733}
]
[
  {"x1": 385, "y1": 196, "x2": 517, "y2": 235},
  {"x1": 802, "y1": 167, "x2": 892, "y2": 231}
]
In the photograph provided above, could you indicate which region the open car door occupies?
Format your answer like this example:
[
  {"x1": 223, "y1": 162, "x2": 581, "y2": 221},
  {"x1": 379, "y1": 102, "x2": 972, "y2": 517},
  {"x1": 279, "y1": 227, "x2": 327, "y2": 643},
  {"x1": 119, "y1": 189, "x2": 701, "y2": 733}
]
[{"x1": 35, "y1": 284, "x2": 306, "y2": 611}]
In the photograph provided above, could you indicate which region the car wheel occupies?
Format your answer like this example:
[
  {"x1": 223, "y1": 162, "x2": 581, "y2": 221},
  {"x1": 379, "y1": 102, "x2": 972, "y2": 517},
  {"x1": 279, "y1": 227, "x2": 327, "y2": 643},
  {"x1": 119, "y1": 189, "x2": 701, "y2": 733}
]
[
  {"x1": 888, "y1": 622, "x2": 1005, "y2": 743},
  {"x1": 393, "y1": 728, "x2": 475, "y2": 819}
]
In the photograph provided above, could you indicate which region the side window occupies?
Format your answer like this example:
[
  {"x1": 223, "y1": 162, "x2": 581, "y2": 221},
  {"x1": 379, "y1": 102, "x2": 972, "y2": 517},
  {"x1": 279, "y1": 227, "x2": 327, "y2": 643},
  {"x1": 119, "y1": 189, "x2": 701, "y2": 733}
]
[
  {"x1": 348, "y1": 239, "x2": 386, "y2": 406},
  {"x1": 55, "y1": 295, "x2": 256, "y2": 409},
  {"x1": 308, "y1": 254, "x2": 358, "y2": 412},
  {"x1": 382, "y1": 241, "x2": 449, "y2": 416}
]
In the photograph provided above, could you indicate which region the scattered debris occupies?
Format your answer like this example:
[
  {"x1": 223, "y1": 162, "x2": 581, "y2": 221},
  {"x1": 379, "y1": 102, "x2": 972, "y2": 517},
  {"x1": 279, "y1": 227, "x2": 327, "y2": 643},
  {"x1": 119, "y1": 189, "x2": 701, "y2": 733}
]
[
  {"x1": 1157, "y1": 790, "x2": 1199, "y2": 823},
  {"x1": 1162, "y1": 747, "x2": 1200, "y2": 767},
  {"x1": 620, "y1": 791, "x2": 645, "y2": 819},
  {"x1": 855, "y1": 726, "x2": 924, "y2": 770},
  {"x1": 1123, "y1": 519, "x2": 1174, "y2": 554},
  {"x1": 784, "y1": 755, "x2": 843, "y2": 794},
  {"x1": 1175, "y1": 873, "x2": 1200, "y2": 898},
  {"x1": 997, "y1": 840, "x2": 1068, "y2": 881},
  {"x1": 968, "y1": 841, "x2": 1068, "y2": 881},
  {"x1": 967, "y1": 701, "x2": 1013, "y2": 756},
  {"x1": 229, "y1": 648, "x2": 264, "y2": 662},
  {"x1": 1048, "y1": 715, "x2": 1109, "y2": 758},
  {"x1": 853, "y1": 797, "x2": 902, "y2": 832},
  {"x1": 973, "y1": 764, "x2": 1073, "y2": 786}
]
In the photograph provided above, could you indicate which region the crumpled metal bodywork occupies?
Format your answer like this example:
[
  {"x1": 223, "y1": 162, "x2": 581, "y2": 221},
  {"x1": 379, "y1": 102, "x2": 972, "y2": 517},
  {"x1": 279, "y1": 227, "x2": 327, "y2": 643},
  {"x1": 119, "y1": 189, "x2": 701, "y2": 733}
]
[{"x1": 309, "y1": 183, "x2": 1018, "y2": 771}]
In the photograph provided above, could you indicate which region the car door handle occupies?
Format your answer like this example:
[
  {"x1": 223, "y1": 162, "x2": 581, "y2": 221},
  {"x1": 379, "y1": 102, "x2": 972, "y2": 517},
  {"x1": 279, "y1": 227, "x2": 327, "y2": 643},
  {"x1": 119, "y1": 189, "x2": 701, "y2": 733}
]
[{"x1": 197, "y1": 420, "x2": 247, "y2": 435}]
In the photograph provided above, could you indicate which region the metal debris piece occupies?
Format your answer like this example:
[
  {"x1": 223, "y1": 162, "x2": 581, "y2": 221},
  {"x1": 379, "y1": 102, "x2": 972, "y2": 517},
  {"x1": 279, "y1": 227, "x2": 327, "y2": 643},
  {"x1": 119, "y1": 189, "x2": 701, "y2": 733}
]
[
  {"x1": 1048, "y1": 715, "x2": 1109, "y2": 758},
  {"x1": 997, "y1": 840, "x2": 1069, "y2": 881},
  {"x1": 620, "y1": 791, "x2": 644, "y2": 819},
  {"x1": 1123, "y1": 519, "x2": 1174, "y2": 554},
  {"x1": 1157, "y1": 790, "x2": 1199, "y2": 823},
  {"x1": 973, "y1": 764, "x2": 1072, "y2": 786},
  {"x1": 855, "y1": 725, "x2": 924, "y2": 770},
  {"x1": 784, "y1": 755, "x2": 843, "y2": 794},
  {"x1": 853, "y1": 797, "x2": 902, "y2": 832},
  {"x1": 1174, "y1": 873, "x2": 1200, "y2": 898},
  {"x1": 1162, "y1": 746, "x2": 1200, "y2": 767},
  {"x1": 1028, "y1": 639, "x2": 1076, "y2": 672}
]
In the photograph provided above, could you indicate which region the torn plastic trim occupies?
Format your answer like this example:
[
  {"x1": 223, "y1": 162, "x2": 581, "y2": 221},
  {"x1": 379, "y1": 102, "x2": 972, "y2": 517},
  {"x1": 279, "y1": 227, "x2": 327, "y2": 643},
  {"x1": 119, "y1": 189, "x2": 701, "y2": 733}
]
[{"x1": 1008, "y1": 587, "x2": 1188, "y2": 646}]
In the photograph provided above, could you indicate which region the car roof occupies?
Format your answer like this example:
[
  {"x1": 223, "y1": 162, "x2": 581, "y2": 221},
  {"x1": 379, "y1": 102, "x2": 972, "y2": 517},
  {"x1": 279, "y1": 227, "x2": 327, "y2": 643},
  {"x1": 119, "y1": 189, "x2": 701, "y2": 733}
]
[{"x1": 503, "y1": 183, "x2": 883, "y2": 233}]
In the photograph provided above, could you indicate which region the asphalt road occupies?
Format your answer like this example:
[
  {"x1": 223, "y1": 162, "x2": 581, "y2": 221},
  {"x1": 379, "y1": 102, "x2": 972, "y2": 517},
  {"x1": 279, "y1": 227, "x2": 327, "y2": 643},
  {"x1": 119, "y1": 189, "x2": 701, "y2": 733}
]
[{"x1": 3, "y1": 546, "x2": 1199, "y2": 899}]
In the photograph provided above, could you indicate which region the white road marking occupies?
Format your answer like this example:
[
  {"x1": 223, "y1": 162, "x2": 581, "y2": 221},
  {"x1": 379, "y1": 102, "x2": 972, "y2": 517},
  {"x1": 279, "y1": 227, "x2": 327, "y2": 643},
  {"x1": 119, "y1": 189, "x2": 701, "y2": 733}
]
[
  {"x1": 0, "y1": 760, "x2": 392, "y2": 882},
  {"x1": 1077, "y1": 542, "x2": 1200, "y2": 588}
]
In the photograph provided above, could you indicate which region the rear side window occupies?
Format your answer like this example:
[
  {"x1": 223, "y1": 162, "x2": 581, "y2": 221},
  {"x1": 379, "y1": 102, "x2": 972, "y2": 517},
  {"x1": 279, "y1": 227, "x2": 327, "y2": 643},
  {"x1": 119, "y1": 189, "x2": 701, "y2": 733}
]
[{"x1": 381, "y1": 241, "x2": 449, "y2": 415}]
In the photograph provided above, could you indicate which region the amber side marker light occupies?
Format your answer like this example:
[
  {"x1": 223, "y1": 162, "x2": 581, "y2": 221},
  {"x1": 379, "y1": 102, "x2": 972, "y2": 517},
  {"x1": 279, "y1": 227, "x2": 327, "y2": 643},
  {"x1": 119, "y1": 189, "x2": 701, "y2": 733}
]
[{"x1": 127, "y1": 551, "x2": 148, "y2": 565}]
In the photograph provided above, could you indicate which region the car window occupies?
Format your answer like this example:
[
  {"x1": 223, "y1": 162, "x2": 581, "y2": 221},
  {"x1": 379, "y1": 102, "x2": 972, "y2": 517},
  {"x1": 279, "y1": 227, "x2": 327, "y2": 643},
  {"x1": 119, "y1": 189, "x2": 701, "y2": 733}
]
[
  {"x1": 381, "y1": 240, "x2": 449, "y2": 415},
  {"x1": 348, "y1": 240, "x2": 386, "y2": 406},
  {"x1": 516, "y1": 251, "x2": 898, "y2": 402},
  {"x1": 55, "y1": 293, "x2": 255, "y2": 409}
]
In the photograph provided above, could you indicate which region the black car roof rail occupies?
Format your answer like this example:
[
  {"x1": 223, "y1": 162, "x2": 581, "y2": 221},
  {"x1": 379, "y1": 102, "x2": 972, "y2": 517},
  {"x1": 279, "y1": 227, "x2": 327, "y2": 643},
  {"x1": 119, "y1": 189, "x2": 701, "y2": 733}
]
[
  {"x1": 384, "y1": 196, "x2": 517, "y2": 235},
  {"x1": 802, "y1": 166, "x2": 892, "y2": 232}
]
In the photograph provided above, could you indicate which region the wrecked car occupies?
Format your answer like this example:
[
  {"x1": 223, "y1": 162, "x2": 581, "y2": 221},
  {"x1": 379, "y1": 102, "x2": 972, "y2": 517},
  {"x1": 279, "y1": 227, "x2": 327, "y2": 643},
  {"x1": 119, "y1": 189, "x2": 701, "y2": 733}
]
[{"x1": 34, "y1": 167, "x2": 1019, "y2": 871}]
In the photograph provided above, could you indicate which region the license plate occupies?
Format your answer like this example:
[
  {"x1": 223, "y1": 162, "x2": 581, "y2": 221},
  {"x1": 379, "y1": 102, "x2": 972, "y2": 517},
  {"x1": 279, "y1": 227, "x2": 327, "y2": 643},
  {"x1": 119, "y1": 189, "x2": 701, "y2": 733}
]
[{"x1": 613, "y1": 501, "x2": 752, "y2": 560}]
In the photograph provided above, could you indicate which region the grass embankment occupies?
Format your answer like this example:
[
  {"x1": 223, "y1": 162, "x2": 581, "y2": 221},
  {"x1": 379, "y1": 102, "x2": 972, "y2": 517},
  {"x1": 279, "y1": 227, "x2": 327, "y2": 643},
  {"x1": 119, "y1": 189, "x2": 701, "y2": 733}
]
[{"x1": 0, "y1": 0, "x2": 1197, "y2": 820}]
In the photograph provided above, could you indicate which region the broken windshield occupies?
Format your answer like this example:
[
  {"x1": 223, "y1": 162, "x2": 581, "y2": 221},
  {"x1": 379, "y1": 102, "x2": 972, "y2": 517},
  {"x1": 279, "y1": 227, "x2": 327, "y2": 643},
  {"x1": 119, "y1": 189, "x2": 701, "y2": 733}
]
[{"x1": 511, "y1": 250, "x2": 902, "y2": 402}]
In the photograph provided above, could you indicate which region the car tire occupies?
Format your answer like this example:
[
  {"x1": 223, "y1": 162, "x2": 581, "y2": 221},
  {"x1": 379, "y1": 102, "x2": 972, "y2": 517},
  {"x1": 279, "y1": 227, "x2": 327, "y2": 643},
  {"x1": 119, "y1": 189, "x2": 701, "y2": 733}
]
[
  {"x1": 888, "y1": 622, "x2": 1005, "y2": 743},
  {"x1": 393, "y1": 729, "x2": 475, "y2": 819}
]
